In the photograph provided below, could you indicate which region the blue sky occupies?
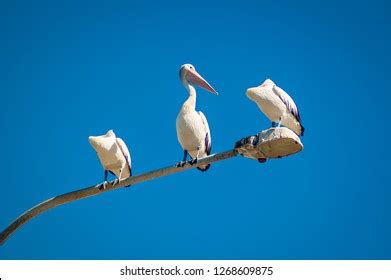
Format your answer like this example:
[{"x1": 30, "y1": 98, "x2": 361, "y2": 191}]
[{"x1": 0, "y1": 0, "x2": 390, "y2": 259}]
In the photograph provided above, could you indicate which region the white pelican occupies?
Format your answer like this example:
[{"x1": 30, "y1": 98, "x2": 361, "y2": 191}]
[
  {"x1": 246, "y1": 79, "x2": 304, "y2": 136},
  {"x1": 89, "y1": 130, "x2": 132, "y2": 188},
  {"x1": 176, "y1": 64, "x2": 218, "y2": 171}
]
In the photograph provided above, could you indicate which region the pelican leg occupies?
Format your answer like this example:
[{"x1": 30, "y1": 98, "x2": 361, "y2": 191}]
[
  {"x1": 176, "y1": 150, "x2": 188, "y2": 168},
  {"x1": 277, "y1": 114, "x2": 287, "y2": 128},
  {"x1": 190, "y1": 146, "x2": 201, "y2": 165},
  {"x1": 183, "y1": 150, "x2": 189, "y2": 162},
  {"x1": 113, "y1": 168, "x2": 122, "y2": 186},
  {"x1": 99, "y1": 170, "x2": 109, "y2": 190}
]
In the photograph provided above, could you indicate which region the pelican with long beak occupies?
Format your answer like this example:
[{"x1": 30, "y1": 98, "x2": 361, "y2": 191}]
[
  {"x1": 89, "y1": 130, "x2": 132, "y2": 189},
  {"x1": 176, "y1": 64, "x2": 218, "y2": 171},
  {"x1": 247, "y1": 79, "x2": 305, "y2": 136}
]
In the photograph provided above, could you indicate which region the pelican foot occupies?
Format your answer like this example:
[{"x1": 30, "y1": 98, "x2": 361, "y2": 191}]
[
  {"x1": 189, "y1": 158, "x2": 198, "y2": 165},
  {"x1": 99, "y1": 181, "x2": 108, "y2": 190},
  {"x1": 112, "y1": 178, "x2": 120, "y2": 186},
  {"x1": 176, "y1": 161, "x2": 186, "y2": 168}
]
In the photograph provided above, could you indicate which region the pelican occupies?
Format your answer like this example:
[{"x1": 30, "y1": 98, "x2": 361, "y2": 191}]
[
  {"x1": 246, "y1": 79, "x2": 304, "y2": 136},
  {"x1": 89, "y1": 130, "x2": 132, "y2": 189},
  {"x1": 176, "y1": 64, "x2": 218, "y2": 171}
]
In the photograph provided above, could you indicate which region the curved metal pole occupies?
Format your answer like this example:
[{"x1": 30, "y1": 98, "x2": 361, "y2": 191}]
[{"x1": 0, "y1": 149, "x2": 238, "y2": 245}]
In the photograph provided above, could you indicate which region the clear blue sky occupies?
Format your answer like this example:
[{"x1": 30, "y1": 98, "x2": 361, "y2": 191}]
[{"x1": 1, "y1": 0, "x2": 390, "y2": 259}]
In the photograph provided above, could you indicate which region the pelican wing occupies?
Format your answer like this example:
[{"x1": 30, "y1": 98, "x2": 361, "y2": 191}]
[
  {"x1": 116, "y1": 137, "x2": 132, "y2": 173},
  {"x1": 198, "y1": 111, "x2": 212, "y2": 155},
  {"x1": 272, "y1": 85, "x2": 301, "y2": 122},
  {"x1": 88, "y1": 130, "x2": 118, "y2": 169}
]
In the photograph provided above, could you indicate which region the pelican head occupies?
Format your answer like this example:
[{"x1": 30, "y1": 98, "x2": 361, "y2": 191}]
[
  {"x1": 179, "y1": 64, "x2": 218, "y2": 95},
  {"x1": 88, "y1": 129, "x2": 116, "y2": 150}
]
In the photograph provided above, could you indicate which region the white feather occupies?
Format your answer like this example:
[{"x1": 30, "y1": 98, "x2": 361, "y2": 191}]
[
  {"x1": 176, "y1": 109, "x2": 207, "y2": 158},
  {"x1": 246, "y1": 79, "x2": 304, "y2": 136},
  {"x1": 89, "y1": 130, "x2": 132, "y2": 180},
  {"x1": 198, "y1": 111, "x2": 211, "y2": 155}
]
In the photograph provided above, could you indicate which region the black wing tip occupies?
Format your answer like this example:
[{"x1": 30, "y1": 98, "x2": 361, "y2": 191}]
[
  {"x1": 205, "y1": 132, "x2": 212, "y2": 155},
  {"x1": 197, "y1": 164, "x2": 211, "y2": 172},
  {"x1": 300, "y1": 124, "x2": 305, "y2": 136}
]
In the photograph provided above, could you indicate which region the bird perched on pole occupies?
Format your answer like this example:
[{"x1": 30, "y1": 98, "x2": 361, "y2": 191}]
[
  {"x1": 246, "y1": 79, "x2": 304, "y2": 136},
  {"x1": 89, "y1": 130, "x2": 132, "y2": 189},
  {"x1": 176, "y1": 64, "x2": 218, "y2": 171}
]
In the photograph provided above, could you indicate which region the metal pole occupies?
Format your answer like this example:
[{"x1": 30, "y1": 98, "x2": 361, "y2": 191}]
[{"x1": 0, "y1": 149, "x2": 238, "y2": 245}]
